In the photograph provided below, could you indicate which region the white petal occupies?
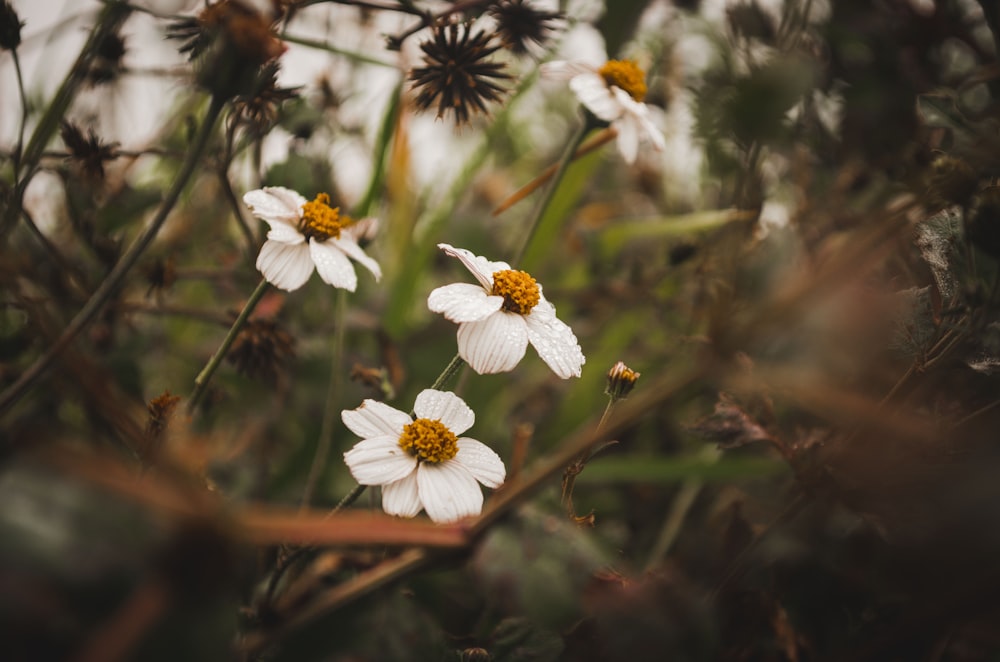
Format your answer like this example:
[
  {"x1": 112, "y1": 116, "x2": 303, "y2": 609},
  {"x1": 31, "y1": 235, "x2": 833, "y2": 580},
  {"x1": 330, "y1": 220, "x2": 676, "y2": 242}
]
[
  {"x1": 413, "y1": 389, "x2": 475, "y2": 435},
  {"x1": 243, "y1": 187, "x2": 306, "y2": 224},
  {"x1": 343, "y1": 436, "x2": 417, "y2": 486},
  {"x1": 330, "y1": 235, "x2": 382, "y2": 282},
  {"x1": 428, "y1": 283, "x2": 503, "y2": 323},
  {"x1": 382, "y1": 473, "x2": 422, "y2": 518},
  {"x1": 417, "y1": 461, "x2": 483, "y2": 523},
  {"x1": 341, "y1": 399, "x2": 411, "y2": 438},
  {"x1": 523, "y1": 300, "x2": 586, "y2": 378},
  {"x1": 456, "y1": 312, "x2": 529, "y2": 374},
  {"x1": 344, "y1": 216, "x2": 379, "y2": 242},
  {"x1": 614, "y1": 114, "x2": 640, "y2": 164},
  {"x1": 640, "y1": 113, "x2": 666, "y2": 151},
  {"x1": 309, "y1": 239, "x2": 358, "y2": 291},
  {"x1": 570, "y1": 74, "x2": 622, "y2": 122},
  {"x1": 456, "y1": 438, "x2": 506, "y2": 488},
  {"x1": 540, "y1": 60, "x2": 598, "y2": 81},
  {"x1": 256, "y1": 240, "x2": 314, "y2": 291},
  {"x1": 265, "y1": 222, "x2": 305, "y2": 246},
  {"x1": 437, "y1": 243, "x2": 510, "y2": 291}
]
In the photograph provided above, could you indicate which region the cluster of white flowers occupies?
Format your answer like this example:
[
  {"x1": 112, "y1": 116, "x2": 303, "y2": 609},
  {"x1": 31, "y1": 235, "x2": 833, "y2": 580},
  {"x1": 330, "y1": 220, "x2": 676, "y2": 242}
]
[{"x1": 243, "y1": 183, "x2": 589, "y2": 521}]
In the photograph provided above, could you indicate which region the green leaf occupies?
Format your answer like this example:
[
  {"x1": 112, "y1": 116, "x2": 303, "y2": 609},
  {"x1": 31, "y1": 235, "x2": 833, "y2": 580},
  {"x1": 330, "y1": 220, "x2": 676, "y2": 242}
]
[{"x1": 575, "y1": 454, "x2": 787, "y2": 483}]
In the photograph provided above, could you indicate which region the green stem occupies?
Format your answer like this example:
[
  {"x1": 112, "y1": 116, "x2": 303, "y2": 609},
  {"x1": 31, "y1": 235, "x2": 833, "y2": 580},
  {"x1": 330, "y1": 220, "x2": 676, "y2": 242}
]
[
  {"x1": 11, "y1": 48, "x2": 28, "y2": 179},
  {"x1": 0, "y1": 95, "x2": 226, "y2": 418},
  {"x1": 511, "y1": 115, "x2": 593, "y2": 265},
  {"x1": 329, "y1": 482, "x2": 367, "y2": 516},
  {"x1": 187, "y1": 277, "x2": 269, "y2": 415},
  {"x1": 430, "y1": 353, "x2": 465, "y2": 391},
  {"x1": 301, "y1": 289, "x2": 349, "y2": 508},
  {"x1": 561, "y1": 397, "x2": 618, "y2": 520}
]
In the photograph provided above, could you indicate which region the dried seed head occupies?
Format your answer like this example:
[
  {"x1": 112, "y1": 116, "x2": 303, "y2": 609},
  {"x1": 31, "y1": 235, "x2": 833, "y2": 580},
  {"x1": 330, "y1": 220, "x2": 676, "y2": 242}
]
[
  {"x1": 167, "y1": 0, "x2": 285, "y2": 100},
  {"x1": 87, "y1": 32, "x2": 127, "y2": 85},
  {"x1": 409, "y1": 22, "x2": 511, "y2": 126},
  {"x1": 231, "y1": 61, "x2": 299, "y2": 137},
  {"x1": 145, "y1": 390, "x2": 182, "y2": 445},
  {"x1": 60, "y1": 121, "x2": 119, "y2": 181},
  {"x1": 0, "y1": 1, "x2": 24, "y2": 51},
  {"x1": 488, "y1": 0, "x2": 563, "y2": 56},
  {"x1": 226, "y1": 318, "x2": 296, "y2": 383}
]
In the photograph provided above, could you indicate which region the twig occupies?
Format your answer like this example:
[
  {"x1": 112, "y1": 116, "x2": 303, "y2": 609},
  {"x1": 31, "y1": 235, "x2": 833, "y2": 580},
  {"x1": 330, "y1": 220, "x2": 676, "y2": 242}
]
[{"x1": 0, "y1": 95, "x2": 226, "y2": 418}]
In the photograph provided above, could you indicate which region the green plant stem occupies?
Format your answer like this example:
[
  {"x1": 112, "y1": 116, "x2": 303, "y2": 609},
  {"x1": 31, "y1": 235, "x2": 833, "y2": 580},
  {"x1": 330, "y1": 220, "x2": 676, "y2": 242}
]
[
  {"x1": 430, "y1": 353, "x2": 465, "y2": 391},
  {"x1": 561, "y1": 397, "x2": 617, "y2": 520},
  {"x1": 11, "y1": 48, "x2": 28, "y2": 179},
  {"x1": 301, "y1": 289, "x2": 349, "y2": 509},
  {"x1": 187, "y1": 277, "x2": 269, "y2": 415},
  {"x1": 0, "y1": 95, "x2": 226, "y2": 418},
  {"x1": 511, "y1": 115, "x2": 593, "y2": 265}
]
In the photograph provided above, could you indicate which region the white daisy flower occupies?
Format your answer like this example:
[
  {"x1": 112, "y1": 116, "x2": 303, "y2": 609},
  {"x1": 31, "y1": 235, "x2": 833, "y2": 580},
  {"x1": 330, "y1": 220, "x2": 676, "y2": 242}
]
[
  {"x1": 427, "y1": 243, "x2": 585, "y2": 378},
  {"x1": 243, "y1": 186, "x2": 381, "y2": 292},
  {"x1": 541, "y1": 58, "x2": 665, "y2": 164},
  {"x1": 342, "y1": 389, "x2": 506, "y2": 523}
]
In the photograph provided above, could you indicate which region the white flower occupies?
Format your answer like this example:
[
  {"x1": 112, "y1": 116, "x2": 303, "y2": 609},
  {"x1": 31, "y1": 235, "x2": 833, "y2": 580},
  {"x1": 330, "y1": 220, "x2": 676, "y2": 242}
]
[
  {"x1": 342, "y1": 389, "x2": 506, "y2": 523},
  {"x1": 243, "y1": 186, "x2": 381, "y2": 292},
  {"x1": 541, "y1": 59, "x2": 665, "y2": 164},
  {"x1": 427, "y1": 243, "x2": 585, "y2": 378}
]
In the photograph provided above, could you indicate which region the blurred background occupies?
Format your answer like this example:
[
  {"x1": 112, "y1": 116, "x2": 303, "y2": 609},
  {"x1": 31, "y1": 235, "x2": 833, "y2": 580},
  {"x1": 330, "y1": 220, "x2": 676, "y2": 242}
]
[{"x1": 5, "y1": 0, "x2": 1000, "y2": 660}]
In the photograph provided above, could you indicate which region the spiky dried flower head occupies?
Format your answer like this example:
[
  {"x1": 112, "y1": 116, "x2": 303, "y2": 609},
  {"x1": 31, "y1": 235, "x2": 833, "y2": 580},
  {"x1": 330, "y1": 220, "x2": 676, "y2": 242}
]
[
  {"x1": 0, "y1": 1, "x2": 24, "y2": 51},
  {"x1": 87, "y1": 32, "x2": 127, "y2": 85},
  {"x1": 60, "y1": 121, "x2": 119, "y2": 180},
  {"x1": 226, "y1": 317, "x2": 296, "y2": 383},
  {"x1": 488, "y1": 0, "x2": 563, "y2": 55},
  {"x1": 231, "y1": 61, "x2": 299, "y2": 136},
  {"x1": 409, "y1": 21, "x2": 511, "y2": 126},
  {"x1": 167, "y1": 0, "x2": 285, "y2": 100}
]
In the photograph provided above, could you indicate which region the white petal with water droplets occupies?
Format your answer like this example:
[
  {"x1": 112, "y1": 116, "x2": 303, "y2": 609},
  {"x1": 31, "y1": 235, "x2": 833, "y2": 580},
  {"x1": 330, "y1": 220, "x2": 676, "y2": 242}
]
[
  {"x1": 341, "y1": 400, "x2": 411, "y2": 438},
  {"x1": 417, "y1": 461, "x2": 483, "y2": 523},
  {"x1": 456, "y1": 312, "x2": 528, "y2": 374},
  {"x1": 310, "y1": 239, "x2": 358, "y2": 291},
  {"x1": 343, "y1": 436, "x2": 416, "y2": 485},
  {"x1": 256, "y1": 240, "x2": 314, "y2": 291},
  {"x1": 382, "y1": 473, "x2": 422, "y2": 518},
  {"x1": 243, "y1": 187, "x2": 306, "y2": 225},
  {"x1": 456, "y1": 438, "x2": 506, "y2": 488},
  {"x1": 428, "y1": 283, "x2": 503, "y2": 323},
  {"x1": 438, "y1": 243, "x2": 510, "y2": 291},
  {"x1": 413, "y1": 389, "x2": 474, "y2": 435},
  {"x1": 524, "y1": 300, "x2": 585, "y2": 378},
  {"x1": 264, "y1": 221, "x2": 305, "y2": 245},
  {"x1": 330, "y1": 235, "x2": 382, "y2": 282}
]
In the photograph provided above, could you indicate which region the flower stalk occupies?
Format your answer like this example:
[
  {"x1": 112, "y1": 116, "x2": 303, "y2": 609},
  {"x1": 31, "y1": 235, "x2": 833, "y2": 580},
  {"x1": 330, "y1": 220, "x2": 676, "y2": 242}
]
[
  {"x1": 511, "y1": 113, "x2": 596, "y2": 265},
  {"x1": 187, "y1": 277, "x2": 270, "y2": 415}
]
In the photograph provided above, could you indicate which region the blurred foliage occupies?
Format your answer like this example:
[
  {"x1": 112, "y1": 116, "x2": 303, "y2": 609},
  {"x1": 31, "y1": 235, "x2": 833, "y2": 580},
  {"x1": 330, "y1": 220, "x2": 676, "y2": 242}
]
[{"x1": 5, "y1": 0, "x2": 1000, "y2": 661}]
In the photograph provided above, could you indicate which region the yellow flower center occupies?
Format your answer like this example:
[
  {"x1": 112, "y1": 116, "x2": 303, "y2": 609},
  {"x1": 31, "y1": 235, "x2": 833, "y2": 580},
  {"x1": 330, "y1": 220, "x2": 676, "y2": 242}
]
[
  {"x1": 300, "y1": 193, "x2": 342, "y2": 241},
  {"x1": 492, "y1": 269, "x2": 540, "y2": 315},
  {"x1": 399, "y1": 418, "x2": 459, "y2": 463},
  {"x1": 598, "y1": 59, "x2": 647, "y2": 102}
]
